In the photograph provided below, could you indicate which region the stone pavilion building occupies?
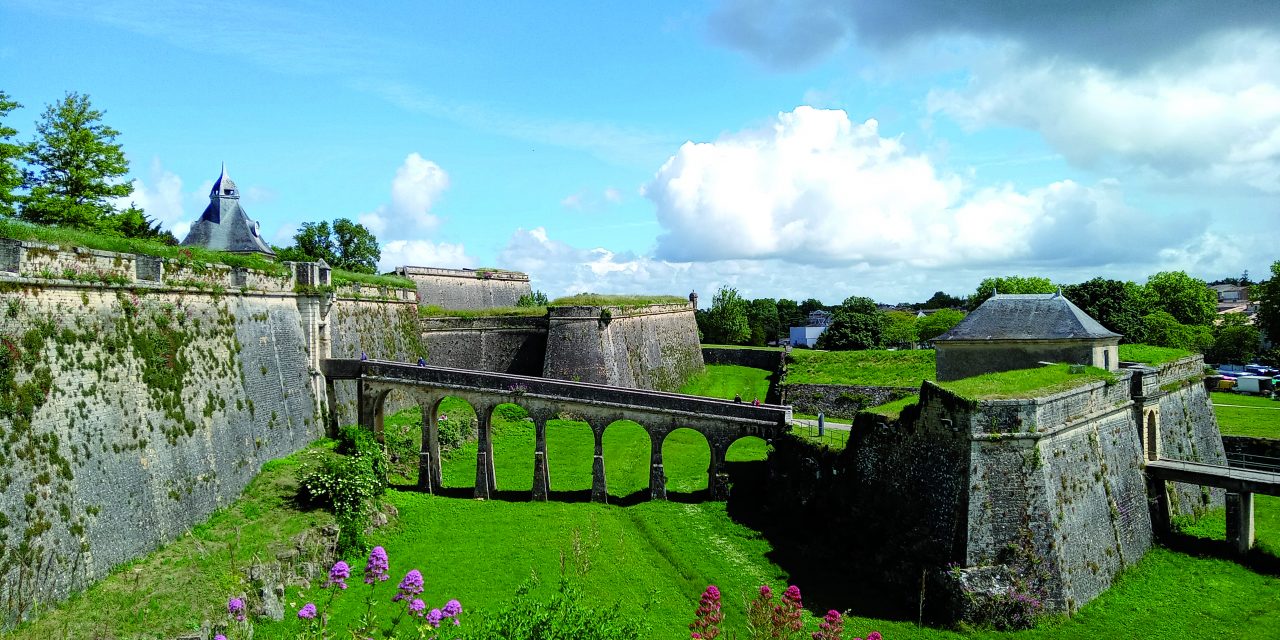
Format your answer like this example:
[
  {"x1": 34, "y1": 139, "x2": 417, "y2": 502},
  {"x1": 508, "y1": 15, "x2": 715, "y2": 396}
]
[{"x1": 180, "y1": 165, "x2": 275, "y2": 256}]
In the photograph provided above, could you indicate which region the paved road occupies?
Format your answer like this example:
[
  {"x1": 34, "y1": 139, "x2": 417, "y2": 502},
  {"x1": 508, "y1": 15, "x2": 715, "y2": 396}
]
[{"x1": 790, "y1": 417, "x2": 851, "y2": 431}]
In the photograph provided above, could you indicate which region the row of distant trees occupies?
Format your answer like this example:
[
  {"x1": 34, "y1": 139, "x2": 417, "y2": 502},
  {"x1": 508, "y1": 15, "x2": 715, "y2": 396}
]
[
  {"x1": 698, "y1": 268, "x2": 1280, "y2": 366},
  {"x1": 0, "y1": 89, "x2": 382, "y2": 273}
]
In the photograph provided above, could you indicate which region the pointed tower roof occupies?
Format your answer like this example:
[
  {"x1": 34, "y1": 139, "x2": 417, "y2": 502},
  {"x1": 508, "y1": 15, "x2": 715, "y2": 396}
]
[
  {"x1": 210, "y1": 163, "x2": 239, "y2": 199},
  {"x1": 180, "y1": 165, "x2": 274, "y2": 256}
]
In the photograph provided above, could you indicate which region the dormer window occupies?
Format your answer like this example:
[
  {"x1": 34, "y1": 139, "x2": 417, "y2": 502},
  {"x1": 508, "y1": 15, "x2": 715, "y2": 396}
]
[{"x1": 224, "y1": 188, "x2": 235, "y2": 196}]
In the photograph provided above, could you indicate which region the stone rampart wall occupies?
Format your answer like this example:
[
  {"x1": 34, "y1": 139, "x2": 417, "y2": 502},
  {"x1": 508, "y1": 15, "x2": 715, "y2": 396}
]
[
  {"x1": 326, "y1": 297, "x2": 426, "y2": 425},
  {"x1": 780, "y1": 383, "x2": 915, "y2": 419},
  {"x1": 396, "y1": 266, "x2": 530, "y2": 310},
  {"x1": 420, "y1": 315, "x2": 548, "y2": 375},
  {"x1": 0, "y1": 279, "x2": 321, "y2": 624},
  {"x1": 542, "y1": 304, "x2": 703, "y2": 392}
]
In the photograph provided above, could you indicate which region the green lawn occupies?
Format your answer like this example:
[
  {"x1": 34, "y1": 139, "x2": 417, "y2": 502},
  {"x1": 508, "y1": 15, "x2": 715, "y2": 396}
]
[
  {"x1": 548, "y1": 293, "x2": 688, "y2": 308},
  {"x1": 12, "y1": 402, "x2": 1280, "y2": 640},
  {"x1": 938, "y1": 364, "x2": 1117, "y2": 400},
  {"x1": 1117, "y1": 344, "x2": 1194, "y2": 365},
  {"x1": 679, "y1": 364, "x2": 772, "y2": 403},
  {"x1": 784, "y1": 349, "x2": 935, "y2": 387},
  {"x1": 1211, "y1": 391, "x2": 1280, "y2": 439}
]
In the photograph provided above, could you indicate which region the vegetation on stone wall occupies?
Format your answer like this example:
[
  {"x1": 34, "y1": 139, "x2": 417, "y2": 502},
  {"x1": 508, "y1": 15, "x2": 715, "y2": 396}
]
[
  {"x1": 784, "y1": 349, "x2": 935, "y2": 387},
  {"x1": 549, "y1": 293, "x2": 687, "y2": 309}
]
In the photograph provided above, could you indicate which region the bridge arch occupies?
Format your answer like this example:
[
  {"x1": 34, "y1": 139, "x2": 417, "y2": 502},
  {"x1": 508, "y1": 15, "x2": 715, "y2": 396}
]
[
  {"x1": 602, "y1": 419, "x2": 651, "y2": 502},
  {"x1": 662, "y1": 427, "x2": 712, "y2": 497}
]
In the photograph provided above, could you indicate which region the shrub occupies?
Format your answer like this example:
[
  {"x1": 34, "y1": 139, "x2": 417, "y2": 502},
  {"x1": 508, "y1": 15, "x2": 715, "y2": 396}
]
[{"x1": 299, "y1": 426, "x2": 388, "y2": 555}]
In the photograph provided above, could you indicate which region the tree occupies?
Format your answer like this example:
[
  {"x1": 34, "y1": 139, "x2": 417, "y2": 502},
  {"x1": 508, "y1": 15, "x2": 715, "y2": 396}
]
[
  {"x1": 921, "y1": 290, "x2": 964, "y2": 309},
  {"x1": 775, "y1": 299, "x2": 805, "y2": 337},
  {"x1": 746, "y1": 298, "x2": 779, "y2": 346},
  {"x1": 517, "y1": 290, "x2": 549, "y2": 307},
  {"x1": 967, "y1": 275, "x2": 1056, "y2": 310},
  {"x1": 0, "y1": 90, "x2": 26, "y2": 218},
  {"x1": 280, "y1": 218, "x2": 381, "y2": 273},
  {"x1": 917, "y1": 308, "x2": 966, "y2": 341},
  {"x1": 798, "y1": 298, "x2": 826, "y2": 316},
  {"x1": 1255, "y1": 261, "x2": 1280, "y2": 347},
  {"x1": 21, "y1": 92, "x2": 132, "y2": 230},
  {"x1": 702, "y1": 286, "x2": 750, "y2": 345},
  {"x1": 1207, "y1": 313, "x2": 1261, "y2": 364},
  {"x1": 881, "y1": 310, "x2": 918, "y2": 348},
  {"x1": 816, "y1": 295, "x2": 883, "y2": 351},
  {"x1": 1142, "y1": 271, "x2": 1217, "y2": 327},
  {"x1": 1141, "y1": 311, "x2": 1213, "y2": 353},
  {"x1": 1062, "y1": 278, "x2": 1147, "y2": 343}
]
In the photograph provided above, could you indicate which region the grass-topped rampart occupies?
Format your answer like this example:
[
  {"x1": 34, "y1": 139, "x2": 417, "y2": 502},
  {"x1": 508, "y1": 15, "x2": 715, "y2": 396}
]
[
  {"x1": 548, "y1": 293, "x2": 687, "y2": 309},
  {"x1": 1118, "y1": 344, "x2": 1194, "y2": 365},
  {"x1": 785, "y1": 349, "x2": 935, "y2": 387},
  {"x1": 938, "y1": 363, "x2": 1117, "y2": 400},
  {"x1": 419, "y1": 305, "x2": 548, "y2": 318}
]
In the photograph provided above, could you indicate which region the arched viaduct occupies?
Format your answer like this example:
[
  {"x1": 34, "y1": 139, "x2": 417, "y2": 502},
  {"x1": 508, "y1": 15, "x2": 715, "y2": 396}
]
[{"x1": 322, "y1": 359, "x2": 791, "y2": 501}]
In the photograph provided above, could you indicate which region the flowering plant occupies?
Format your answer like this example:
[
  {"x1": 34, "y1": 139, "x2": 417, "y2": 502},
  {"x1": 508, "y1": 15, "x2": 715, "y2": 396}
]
[{"x1": 223, "y1": 545, "x2": 461, "y2": 640}]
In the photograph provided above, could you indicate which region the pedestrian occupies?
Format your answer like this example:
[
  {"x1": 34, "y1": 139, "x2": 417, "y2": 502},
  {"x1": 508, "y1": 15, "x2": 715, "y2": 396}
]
[
  {"x1": 417, "y1": 356, "x2": 426, "y2": 367},
  {"x1": 360, "y1": 351, "x2": 368, "y2": 361},
  {"x1": 733, "y1": 394, "x2": 742, "y2": 403},
  {"x1": 752, "y1": 397, "x2": 760, "y2": 406}
]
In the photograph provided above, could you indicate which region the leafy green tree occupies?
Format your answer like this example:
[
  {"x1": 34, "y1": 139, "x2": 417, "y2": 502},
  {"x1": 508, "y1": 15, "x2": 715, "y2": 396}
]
[
  {"x1": 99, "y1": 204, "x2": 177, "y2": 244},
  {"x1": 798, "y1": 298, "x2": 826, "y2": 316},
  {"x1": 746, "y1": 298, "x2": 780, "y2": 346},
  {"x1": 1062, "y1": 277, "x2": 1147, "y2": 343},
  {"x1": 917, "y1": 308, "x2": 966, "y2": 341},
  {"x1": 1207, "y1": 313, "x2": 1261, "y2": 364},
  {"x1": 775, "y1": 299, "x2": 805, "y2": 337},
  {"x1": 881, "y1": 310, "x2": 918, "y2": 348},
  {"x1": 0, "y1": 90, "x2": 26, "y2": 218},
  {"x1": 921, "y1": 290, "x2": 964, "y2": 309},
  {"x1": 702, "y1": 285, "x2": 750, "y2": 345},
  {"x1": 816, "y1": 295, "x2": 883, "y2": 350},
  {"x1": 517, "y1": 290, "x2": 549, "y2": 307},
  {"x1": 1141, "y1": 271, "x2": 1217, "y2": 327},
  {"x1": 1141, "y1": 311, "x2": 1214, "y2": 353},
  {"x1": 21, "y1": 92, "x2": 133, "y2": 230},
  {"x1": 280, "y1": 218, "x2": 381, "y2": 273},
  {"x1": 967, "y1": 275, "x2": 1056, "y2": 309},
  {"x1": 1255, "y1": 261, "x2": 1280, "y2": 346}
]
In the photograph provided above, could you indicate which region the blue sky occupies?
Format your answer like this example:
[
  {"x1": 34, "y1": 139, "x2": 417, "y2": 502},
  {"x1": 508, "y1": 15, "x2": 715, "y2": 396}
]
[{"x1": 2, "y1": 0, "x2": 1277, "y2": 304}]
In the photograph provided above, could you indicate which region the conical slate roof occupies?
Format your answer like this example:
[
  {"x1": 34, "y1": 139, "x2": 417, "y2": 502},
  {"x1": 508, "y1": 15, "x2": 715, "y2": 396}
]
[
  {"x1": 935, "y1": 293, "x2": 1120, "y2": 341},
  {"x1": 180, "y1": 166, "x2": 274, "y2": 256}
]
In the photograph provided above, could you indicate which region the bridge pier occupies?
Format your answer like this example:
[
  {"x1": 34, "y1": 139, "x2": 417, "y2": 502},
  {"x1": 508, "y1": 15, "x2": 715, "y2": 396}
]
[
  {"x1": 650, "y1": 431, "x2": 667, "y2": 500},
  {"x1": 1226, "y1": 492, "x2": 1255, "y2": 555},
  {"x1": 709, "y1": 441, "x2": 729, "y2": 500},
  {"x1": 533, "y1": 418, "x2": 551, "y2": 501},
  {"x1": 417, "y1": 402, "x2": 443, "y2": 494},
  {"x1": 474, "y1": 402, "x2": 498, "y2": 499},
  {"x1": 591, "y1": 423, "x2": 608, "y2": 503},
  {"x1": 1146, "y1": 476, "x2": 1173, "y2": 542}
]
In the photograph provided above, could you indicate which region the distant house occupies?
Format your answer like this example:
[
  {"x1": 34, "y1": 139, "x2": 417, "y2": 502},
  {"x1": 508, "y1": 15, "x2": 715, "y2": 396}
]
[
  {"x1": 790, "y1": 310, "x2": 833, "y2": 348},
  {"x1": 933, "y1": 292, "x2": 1121, "y2": 381},
  {"x1": 180, "y1": 165, "x2": 275, "y2": 256},
  {"x1": 1210, "y1": 284, "x2": 1249, "y2": 303}
]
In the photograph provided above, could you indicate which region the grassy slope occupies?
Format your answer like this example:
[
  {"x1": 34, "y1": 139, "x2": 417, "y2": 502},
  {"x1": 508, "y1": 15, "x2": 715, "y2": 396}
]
[
  {"x1": 938, "y1": 364, "x2": 1116, "y2": 400},
  {"x1": 1117, "y1": 344, "x2": 1194, "y2": 365},
  {"x1": 784, "y1": 349, "x2": 935, "y2": 387},
  {"x1": 678, "y1": 364, "x2": 772, "y2": 403},
  {"x1": 1211, "y1": 391, "x2": 1280, "y2": 439},
  {"x1": 12, "y1": 394, "x2": 1280, "y2": 639}
]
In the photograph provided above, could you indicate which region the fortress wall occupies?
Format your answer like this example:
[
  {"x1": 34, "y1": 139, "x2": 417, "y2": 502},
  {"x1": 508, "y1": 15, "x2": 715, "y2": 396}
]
[
  {"x1": 396, "y1": 266, "x2": 530, "y2": 310},
  {"x1": 0, "y1": 278, "x2": 321, "y2": 623},
  {"x1": 543, "y1": 304, "x2": 704, "y2": 392},
  {"x1": 326, "y1": 296, "x2": 426, "y2": 425},
  {"x1": 781, "y1": 383, "x2": 916, "y2": 419},
  {"x1": 1146, "y1": 357, "x2": 1226, "y2": 517},
  {"x1": 420, "y1": 315, "x2": 547, "y2": 375}
]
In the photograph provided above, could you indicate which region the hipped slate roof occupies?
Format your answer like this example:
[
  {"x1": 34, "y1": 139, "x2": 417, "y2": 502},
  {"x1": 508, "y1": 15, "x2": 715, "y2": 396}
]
[
  {"x1": 935, "y1": 293, "x2": 1121, "y2": 342},
  {"x1": 180, "y1": 166, "x2": 275, "y2": 256}
]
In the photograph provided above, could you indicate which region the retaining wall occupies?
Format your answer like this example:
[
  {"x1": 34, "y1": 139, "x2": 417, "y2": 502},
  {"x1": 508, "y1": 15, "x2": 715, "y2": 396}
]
[
  {"x1": 420, "y1": 315, "x2": 547, "y2": 375},
  {"x1": 0, "y1": 240, "x2": 419, "y2": 625},
  {"x1": 394, "y1": 266, "x2": 530, "y2": 310},
  {"x1": 780, "y1": 383, "x2": 915, "y2": 419},
  {"x1": 543, "y1": 304, "x2": 704, "y2": 392}
]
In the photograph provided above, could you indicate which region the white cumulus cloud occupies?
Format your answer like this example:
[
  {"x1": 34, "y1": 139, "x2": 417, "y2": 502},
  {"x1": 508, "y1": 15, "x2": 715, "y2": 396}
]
[
  {"x1": 359, "y1": 152, "x2": 449, "y2": 237},
  {"x1": 118, "y1": 158, "x2": 189, "y2": 236},
  {"x1": 644, "y1": 106, "x2": 1203, "y2": 269},
  {"x1": 379, "y1": 239, "x2": 473, "y2": 272},
  {"x1": 929, "y1": 33, "x2": 1280, "y2": 191}
]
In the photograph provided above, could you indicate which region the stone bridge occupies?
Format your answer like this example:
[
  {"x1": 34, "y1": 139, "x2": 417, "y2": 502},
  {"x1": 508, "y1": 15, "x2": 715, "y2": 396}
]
[{"x1": 322, "y1": 359, "x2": 791, "y2": 501}]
